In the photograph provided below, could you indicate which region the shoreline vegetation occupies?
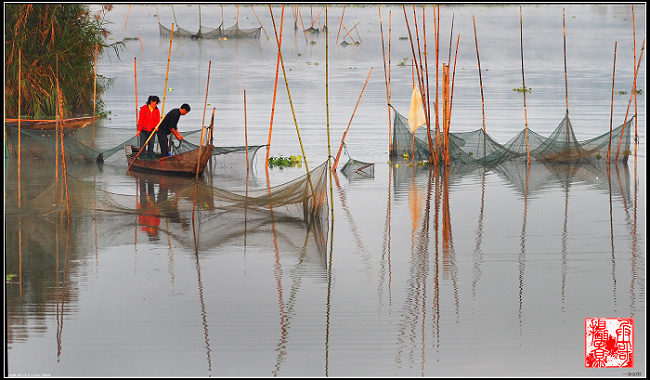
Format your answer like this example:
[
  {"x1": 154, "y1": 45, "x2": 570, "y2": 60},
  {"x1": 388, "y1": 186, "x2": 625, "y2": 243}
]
[{"x1": 4, "y1": 4, "x2": 123, "y2": 120}]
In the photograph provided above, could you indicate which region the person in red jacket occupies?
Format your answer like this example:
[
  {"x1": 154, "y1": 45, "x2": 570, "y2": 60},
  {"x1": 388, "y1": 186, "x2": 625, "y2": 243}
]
[{"x1": 137, "y1": 95, "x2": 161, "y2": 158}]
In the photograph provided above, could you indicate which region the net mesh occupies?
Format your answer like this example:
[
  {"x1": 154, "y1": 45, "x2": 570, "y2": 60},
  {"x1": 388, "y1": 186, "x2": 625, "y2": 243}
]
[
  {"x1": 390, "y1": 106, "x2": 634, "y2": 167},
  {"x1": 5, "y1": 124, "x2": 262, "y2": 170},
  {"x1": 5, "y1": 154, "x2": 330, "y2": 235},
  {"x1": 159, "y1": 22, "x2": 261, "y2": 39}
]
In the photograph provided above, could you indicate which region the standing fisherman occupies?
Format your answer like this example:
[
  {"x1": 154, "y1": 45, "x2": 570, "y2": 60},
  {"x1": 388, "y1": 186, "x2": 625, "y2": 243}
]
[{"x1": 137, "y1": 95, "x2": 161, "y2": 159}]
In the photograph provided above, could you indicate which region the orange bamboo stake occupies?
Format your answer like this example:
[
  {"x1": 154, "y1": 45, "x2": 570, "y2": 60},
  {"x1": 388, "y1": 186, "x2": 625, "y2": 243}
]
[
  {"x1": 265, "y1": 5, "x2": 284, "y2": 167},
  {"x1": 342, "y1": 21, "x2": 361, "y2": 42},
  {"x1": 93, "y1": 42, "x2": 98, "y2": 148},
  {"x1": 298, "y1": 8, "x2": 309, "y2": 43},
  {"x1": 446, "y1": 35, "x2": 460, "y2": 166},
  {"x1": 250, "y1": 5, "x2": 269, "y2": 39},
  {"x1": 125, "y1": 4, "x2": 131, "y2": 28},
  {"x1": 434, "y1": 5, "x2": 441, "y2": 166},
  {"x1": 411, "y1": 5, "x2": 429, "y2": 130},
  {"x1": 244, "y1": 90, "x2": 249, "y2": 172},
  {"x1": 632, "y1": 5, "x2": 638, "y2": 155},
  {"x1": 473, "y1": 16, "x2": 487, "y2": 157},
  {"x1": 336, "y1": 4, "x2": 346, "y2": 43},
  {"x1": 196, "y1": 60, "x2": 212, "y2": 180},
  {"x1": 607, "y1": 42, "x2": 617, "y2": 163},
  {"x1": 615, "y1": 38, "x2": 645, "y2": 161},
  {"x1": 562, "y1": 9, "x2": 569, "y2": 115},
  {"x1": 56, "y1": 55, "x2": 70, "y2": 223},
  {"x1": 134, "y1": 58, "x2": 139, "y2": 126},
  {"x1": 312, "y1": 5, "x2": 325, "y2": 28},
  {"x1": 519, "y1": 7, "x2": 530, "y2": 164},
  {"x1": 333, "y1": 67, "x2": 373, "y2": 171},
  {"x1": 17, "y1": 50, "x2": 21, "y2": 209},
  {"x1": 422, "y1": 4, "x2": 432, "y2": 160},
  {"x1": 338, "y1": 18, "x2": 357, "y2": 45},
  {"x1": 402, "y1": 5, "x2": 432, "y2": 157}
]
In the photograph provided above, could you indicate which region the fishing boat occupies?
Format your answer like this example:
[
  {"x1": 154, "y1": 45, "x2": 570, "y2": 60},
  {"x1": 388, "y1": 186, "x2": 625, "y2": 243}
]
[
  {"x1": 125, "y1": 144, "x2": 214, "y2": 176},
  {"x1": 5, "y1": 115, "x2": 100, "y2": 130}
]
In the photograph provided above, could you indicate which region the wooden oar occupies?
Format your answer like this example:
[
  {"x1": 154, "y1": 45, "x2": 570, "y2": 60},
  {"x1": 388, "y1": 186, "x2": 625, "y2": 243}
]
[{"x1": 127, "y1": 115, "x2": 167, "y2": 172}]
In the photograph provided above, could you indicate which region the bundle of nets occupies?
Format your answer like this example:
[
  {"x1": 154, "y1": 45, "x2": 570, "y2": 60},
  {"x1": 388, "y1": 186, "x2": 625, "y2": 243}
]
[
  {"x1": 5, "y1": 159, "x2": 330, "y2": 234},
  {"x1": 389, "y1": 106, "x2": 634, "y2": 167}
]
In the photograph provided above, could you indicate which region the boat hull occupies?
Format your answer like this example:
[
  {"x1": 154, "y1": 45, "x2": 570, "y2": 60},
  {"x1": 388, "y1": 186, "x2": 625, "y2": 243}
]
[
  {"x1": 125, "y1": 145, "x2": 214, "y2": 176},
  {"x1": 6, "y1": 115, "x2": 101, "y2": 130}
]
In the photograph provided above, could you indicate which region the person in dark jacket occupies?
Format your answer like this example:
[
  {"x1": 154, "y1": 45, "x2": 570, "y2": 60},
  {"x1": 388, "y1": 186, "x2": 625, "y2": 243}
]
[{"x1": 157, "y1": 103, "x2": 190, "y2": 157}]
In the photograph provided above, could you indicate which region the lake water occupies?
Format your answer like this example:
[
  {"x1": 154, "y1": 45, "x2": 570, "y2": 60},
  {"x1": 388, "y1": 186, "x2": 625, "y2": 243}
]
[{"x1": 5, "y1": 4, "x2": 645, "y2": 377}]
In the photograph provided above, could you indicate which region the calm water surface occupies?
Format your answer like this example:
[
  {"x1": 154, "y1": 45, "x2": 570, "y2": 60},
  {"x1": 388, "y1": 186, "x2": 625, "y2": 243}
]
[{"x1": 5, "y1": 4, "x2": 645, "y2": 377}]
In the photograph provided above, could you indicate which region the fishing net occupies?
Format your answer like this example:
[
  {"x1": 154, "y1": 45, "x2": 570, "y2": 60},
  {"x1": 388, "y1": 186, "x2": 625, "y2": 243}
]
[
  {"x1": 390, "y1": 106, "x2": 634, "y2": 167},
  {"x1": 5, "y1": 124, "x2": 262, "y2": 171},
  {"x1": 5, "y1": 157, "x2": 330, "y2": 235},
  {"x1": 159, "y1": 22, "x2": 260, "y2": 39},
  {"x1": 339, "y1": 144, "x2": 375, "y2": 181}
]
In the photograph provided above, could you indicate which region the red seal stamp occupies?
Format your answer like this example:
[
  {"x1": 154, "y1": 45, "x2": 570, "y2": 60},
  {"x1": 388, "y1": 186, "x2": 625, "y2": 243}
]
[{"x1": 585, "y1": 318, "x2": 634, "y2": 368}]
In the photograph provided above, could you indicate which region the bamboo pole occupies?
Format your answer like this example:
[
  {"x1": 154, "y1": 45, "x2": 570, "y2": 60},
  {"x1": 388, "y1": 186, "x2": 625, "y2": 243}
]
[
  {"x1": 341, "y1": 21, "x2": 361, "y2": 42},
  {"x1": 56, "y1": 55, "x2": 70, "y2": 223},
  {"x1": 244, "y1": 89, "x2": 249, "y2": 172},
  {"x1": 250, "y1": 5, "x2": 269, "y2": 39},
  {"x1": 447, "y1": 35, "x2": 460, "y2": 166},
  {"x1": 473, "y1": 16, "x2": 487, "y2": 157},
  {"x1": 266, "y1": 6, "x2": 285, "y2": 167},
  {"x1": 632, "y1": 5, "x2": 638, "y2": 155},
  {"x1": 326, "y1": 5, "x2": 335, "y2": 225},
  {"x1": 434, "y1": 5, "x2": 441, "y2": 166},
  {"x1": 336, "y1": 4, "x2": 346, "y2": 44},
  {"x1": 379, "y1": 6, "x2": 392, "y2": 153},
  {"x1": 607, "y1": 42, "x2": 617, "y2": 164},
  {"x1": 411, "y1": 5, "x2": 430, "y2": 150},
  {"x1": 298, "y1": 7, "x2": 309, "y2": 43},
  {"x1": 337, "y1": 18, "x2": 357, "y2": 45},
  {"x1": 615, "y1": 38, "x2": 645, "y2": 161},
  {"x1": 134, "y1": 58, "x2": 139, "y2": 127},
  {"x1": 562, "y1": 9, "x2": 569, "y2": 115},
  {"x1": 18, "y1": 50, "x2": 21, "y2": 209},
  {"x1": 422, "y1": 4, "x2": 432, "y2": 162},
  {"x1": 333, "y1": 67, "x2": 373, "y2": 171},
  {"x1": 125, "y1": 4, "x2": 131, "y2": 28},
  {"x1": 93, "y1": 42, "x2": 98, "y2": 148},
  {"x1": 196, "y1": 60, "x2": 212, "y2": 180},
  {"x1": 269, "y1": 4, "x2": 315, "y2": 195},
  {"x1": 519, "y1": 7, "x2": 530, "y2": 165},
  {"x1": 402, "y1": 5, "x2": 433, "y2": 158},
  {"x1": 161, "y1": 23, "x2": 174, "y2": 117}
]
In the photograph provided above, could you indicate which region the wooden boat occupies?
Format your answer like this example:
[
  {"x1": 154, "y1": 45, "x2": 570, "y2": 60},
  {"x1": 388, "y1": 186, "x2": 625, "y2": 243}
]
[
  {"x1": 125, "y1": 144, "x2": 214, "y2": 176},
  {"x1": 5, "y1": 115, "x2": 101, "y2": 130}
]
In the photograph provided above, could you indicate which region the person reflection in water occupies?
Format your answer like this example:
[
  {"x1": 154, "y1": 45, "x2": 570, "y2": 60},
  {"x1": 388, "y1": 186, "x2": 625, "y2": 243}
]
[{"x1": 137, "y1": 179, "x2": 161, "y2": 240}]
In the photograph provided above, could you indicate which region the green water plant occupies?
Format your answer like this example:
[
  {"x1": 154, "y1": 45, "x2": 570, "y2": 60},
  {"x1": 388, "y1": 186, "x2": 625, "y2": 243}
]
[
  {"x1": 512, "y1": 86, "x2": 532, "y2": 93},
  {"x1": 268, "y1": 155, "x2": 303, "y2": 168}
]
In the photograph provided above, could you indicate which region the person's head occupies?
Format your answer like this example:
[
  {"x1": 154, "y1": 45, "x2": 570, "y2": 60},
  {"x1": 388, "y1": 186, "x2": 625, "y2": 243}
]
[
  {"x1": 180, "y1": 103, "x2": 191, "y2": 115},
  {"x1": 147, "y1": 95, "x2": 160, "y2": 107}
]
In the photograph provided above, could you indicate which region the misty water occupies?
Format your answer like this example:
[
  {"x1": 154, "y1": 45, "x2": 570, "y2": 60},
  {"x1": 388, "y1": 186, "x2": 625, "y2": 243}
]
[{"x1": 5, "y1": 4, "x2": 645, "y2": 377}]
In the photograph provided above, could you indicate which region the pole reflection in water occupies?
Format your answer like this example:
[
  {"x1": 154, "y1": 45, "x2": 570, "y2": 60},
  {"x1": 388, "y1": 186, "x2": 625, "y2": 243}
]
[{"x1": 385, "y1": 158, "x2": 640, "y2": 373}]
